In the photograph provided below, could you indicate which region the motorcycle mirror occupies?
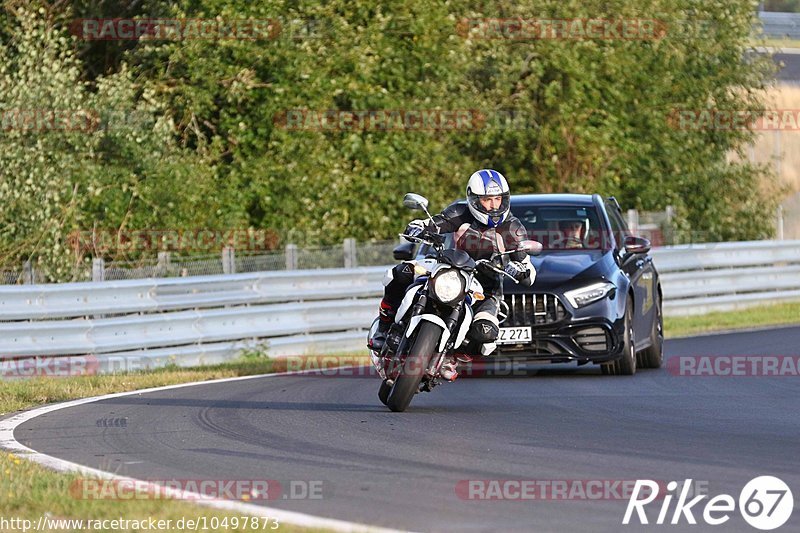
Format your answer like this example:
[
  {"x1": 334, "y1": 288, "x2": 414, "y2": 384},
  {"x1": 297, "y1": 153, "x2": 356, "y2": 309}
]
[
  {"x1": 519, "y1": 240, "x2": 543, "y2": 255},
  {"x1": 403, "y1": 193, "x2": 429, "y2": 211}
]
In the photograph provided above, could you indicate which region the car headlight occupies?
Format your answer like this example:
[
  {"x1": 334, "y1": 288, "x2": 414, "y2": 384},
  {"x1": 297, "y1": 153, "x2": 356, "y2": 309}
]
[
  {"x1": 431, "y1": 269, "x2": 465, "y2": 304},
  {"x1": 564, "y1": 281, "x2": 615, "y2": 308}
]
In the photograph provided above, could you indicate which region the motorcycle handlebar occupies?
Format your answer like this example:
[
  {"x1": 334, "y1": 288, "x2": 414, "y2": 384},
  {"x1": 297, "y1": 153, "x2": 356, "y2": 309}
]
[
  {"x1": 398, "y1": 231, "x2": 445, "y2": 246},
  {"x1": 475, "y1": 259, "x2": 519, "y2": 283}
]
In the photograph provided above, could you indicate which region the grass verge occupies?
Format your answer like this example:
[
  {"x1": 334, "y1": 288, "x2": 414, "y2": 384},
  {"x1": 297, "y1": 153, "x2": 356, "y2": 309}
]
[
  {"x1": 753, "y1": 37, "x2": 800, "y2": 49},
  {"x1": 1, "y1": 353, "x2": 367, "y2": 533},
  {"x1": 664, "y1": 301, "x2": 800, "y2": 338}
]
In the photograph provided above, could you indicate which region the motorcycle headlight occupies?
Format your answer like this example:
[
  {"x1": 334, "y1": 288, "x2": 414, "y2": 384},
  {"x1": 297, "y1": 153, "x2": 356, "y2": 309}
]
[
  {"x1": 564, "y1": 281, "x2": 615, "y2": 308},
  {"x1": 431, "y1": 269, "x2": 465, "y2": 304}
]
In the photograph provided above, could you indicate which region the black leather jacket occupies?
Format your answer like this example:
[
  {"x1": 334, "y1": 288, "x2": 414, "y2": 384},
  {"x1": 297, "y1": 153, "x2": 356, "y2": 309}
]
[{"x1": 421, "y1": 202, "x2": 532, "y2": 291}]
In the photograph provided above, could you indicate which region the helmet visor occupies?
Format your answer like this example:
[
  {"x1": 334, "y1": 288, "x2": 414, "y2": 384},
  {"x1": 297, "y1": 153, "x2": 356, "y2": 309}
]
[{"x1": 468, "y1": 190, "x2": 510, "y2": 217}]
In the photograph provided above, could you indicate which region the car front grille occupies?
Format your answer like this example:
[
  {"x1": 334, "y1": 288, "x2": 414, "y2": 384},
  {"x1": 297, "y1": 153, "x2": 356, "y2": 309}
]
[{"x1": 501, "y1": 293, "x2": 567, "y2": 326}]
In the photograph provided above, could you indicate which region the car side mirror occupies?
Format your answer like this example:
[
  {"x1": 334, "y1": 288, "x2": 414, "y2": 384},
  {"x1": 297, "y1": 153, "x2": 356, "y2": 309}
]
[
  {"x1": 393, "y1": 240, "x2": 415, "y2": 261},
  {"x1": 623, "y1": 235, "x2": 651, "y2": 255}
]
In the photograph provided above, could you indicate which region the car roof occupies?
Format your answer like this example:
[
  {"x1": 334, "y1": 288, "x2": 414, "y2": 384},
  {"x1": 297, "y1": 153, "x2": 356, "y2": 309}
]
[
  {"x1": 452, "y1": 194, "x2": 597, "y2": 207},
  {"x1": 510, "y1": 193, "x2": 596, "y2": 206}
]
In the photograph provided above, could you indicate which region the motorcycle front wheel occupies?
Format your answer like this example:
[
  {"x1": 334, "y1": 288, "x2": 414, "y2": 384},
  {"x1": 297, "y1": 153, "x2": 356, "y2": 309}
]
[
  {"x1": 386, "y1": 321, "x2": 441, "y2": 412},
  {"x1": 378, "y1": 380, "x2": 392, "y2": 405}
]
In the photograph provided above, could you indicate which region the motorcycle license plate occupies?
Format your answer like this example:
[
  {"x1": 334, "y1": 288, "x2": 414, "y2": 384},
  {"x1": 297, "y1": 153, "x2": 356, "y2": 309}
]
[{"x1": 497, "y1": 327, "x2": 532, "y2": 344}]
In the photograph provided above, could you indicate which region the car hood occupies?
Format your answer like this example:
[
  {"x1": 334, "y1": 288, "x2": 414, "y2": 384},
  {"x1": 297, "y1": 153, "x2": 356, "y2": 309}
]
[{"x1": 505, "y1": 250, "x2": 612, "y2": 292}]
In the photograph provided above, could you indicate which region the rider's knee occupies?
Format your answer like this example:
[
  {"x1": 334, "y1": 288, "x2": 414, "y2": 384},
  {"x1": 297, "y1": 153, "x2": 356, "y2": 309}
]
[
  {"x1": 385, "y1": 262, "x2": 415, "y2": 287},
  {"x1": 469, "y1": 311, "x2": 499, "y2": 342}
]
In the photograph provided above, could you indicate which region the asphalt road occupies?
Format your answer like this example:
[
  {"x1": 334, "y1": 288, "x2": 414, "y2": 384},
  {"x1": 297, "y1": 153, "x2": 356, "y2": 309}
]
[
  {"x1": 775, "y1": 52, "x2": 800, "y2": 81},
  {"x1": 13, "y1": 326, "x2": 800, "y2": 532}
]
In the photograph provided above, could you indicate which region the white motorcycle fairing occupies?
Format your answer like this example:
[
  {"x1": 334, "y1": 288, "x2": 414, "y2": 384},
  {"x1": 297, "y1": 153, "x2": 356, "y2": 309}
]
[
  {"x1": 395, "y1": 284, "x2": 423, "y2": 324},
  {"x1": 453, "y1": 304, "x2": 472, "y2": 349},
  {"x1": 405, "y1": 314, "x2": 449, "y2": 353}
]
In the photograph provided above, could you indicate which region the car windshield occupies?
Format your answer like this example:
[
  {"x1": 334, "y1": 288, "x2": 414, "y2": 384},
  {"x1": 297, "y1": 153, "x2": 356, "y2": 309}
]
[
  {"x1": 427, "y1": 203, "x2": 609, "y2": 254},
  {"x1": 511, "y1": 204, "x2": 607, "y2": 251}
]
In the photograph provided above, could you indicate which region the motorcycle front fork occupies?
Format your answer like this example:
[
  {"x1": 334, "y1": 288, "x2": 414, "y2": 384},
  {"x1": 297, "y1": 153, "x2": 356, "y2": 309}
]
[
  {"x1": 427, "y1": 303, "x2": 464, "y2": 378},
  {"x1": 383, "y1": 295, "x2": 465, "y2": 387}
]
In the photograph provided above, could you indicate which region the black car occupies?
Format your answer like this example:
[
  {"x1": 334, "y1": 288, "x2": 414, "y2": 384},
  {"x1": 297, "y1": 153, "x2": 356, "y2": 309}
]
[
  {"x1": 497, "y1": 194, "x2": 663, "y2": 375},
  {"x1": 396, "y1": 193, "x2": 663, "y2": 375}
]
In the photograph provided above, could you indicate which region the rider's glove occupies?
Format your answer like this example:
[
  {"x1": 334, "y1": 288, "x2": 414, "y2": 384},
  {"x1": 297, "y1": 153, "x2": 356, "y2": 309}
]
[
  {"x1": 504, "y1": 260, "x2": 527, "y2": 280},
  {"x1": 404, "y1": 219, "x2": 426, "y2": 240}
]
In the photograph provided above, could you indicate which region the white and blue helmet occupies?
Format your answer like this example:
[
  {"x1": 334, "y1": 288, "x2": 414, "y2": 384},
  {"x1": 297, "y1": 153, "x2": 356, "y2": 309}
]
[{"x1": 466, "y1": 169, "x2": 511, "y2": 227}]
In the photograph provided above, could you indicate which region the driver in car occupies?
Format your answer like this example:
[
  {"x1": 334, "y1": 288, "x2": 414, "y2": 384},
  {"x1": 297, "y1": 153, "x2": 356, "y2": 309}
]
[
  {"x1": 558, "y1": 219, "x2": 584, "y2": 249},
  {"x1": 369, "y1": 169, "x2": 536, "y2": 380}
]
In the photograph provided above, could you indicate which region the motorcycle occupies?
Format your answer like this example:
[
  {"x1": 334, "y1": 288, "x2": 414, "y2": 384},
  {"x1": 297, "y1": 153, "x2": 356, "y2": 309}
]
[{"x1": 368, "y1": 193, "x2": 540, "y2": 412}]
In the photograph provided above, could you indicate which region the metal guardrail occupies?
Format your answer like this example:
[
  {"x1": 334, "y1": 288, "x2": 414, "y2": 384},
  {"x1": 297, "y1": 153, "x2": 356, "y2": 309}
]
[
  {"x1": 1, "y1": 240, "x2": 800, "y2": 374},
  {"x1": 759, "y1": 12, "x2": 800, "y2": 40},
  {"x1": 0, "y1": 267, "x2": 385, "y2": 374},
  {"x1": 0, "y1": 267, "x2": 386, "y2": 321},
  {"x1": 652, "y1": 240, "x2": 800, "y2": 315}
]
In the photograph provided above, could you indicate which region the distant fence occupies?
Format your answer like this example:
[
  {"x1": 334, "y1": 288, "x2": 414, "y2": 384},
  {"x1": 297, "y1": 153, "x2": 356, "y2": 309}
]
[
  {"x1": 0, "y1": 239, "x2": 399, "y2": 285},
  {"x1": 1, "y1": 240, "x2": 800, "y2": 376}
]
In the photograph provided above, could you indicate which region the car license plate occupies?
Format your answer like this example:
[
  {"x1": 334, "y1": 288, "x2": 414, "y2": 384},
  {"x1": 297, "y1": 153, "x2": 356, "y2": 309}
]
[{"x1": 497, "y1": 326, "x2": 531, "y2": 344}]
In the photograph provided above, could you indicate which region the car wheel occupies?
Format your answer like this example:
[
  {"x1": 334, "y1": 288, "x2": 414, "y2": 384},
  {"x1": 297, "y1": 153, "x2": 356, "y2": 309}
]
[
  {"x1": 601, "y1": 299, "x2": 636, "y2": 376},
  {"x1": 639, "y1": 291, "x2": 663, "y2": 368}
]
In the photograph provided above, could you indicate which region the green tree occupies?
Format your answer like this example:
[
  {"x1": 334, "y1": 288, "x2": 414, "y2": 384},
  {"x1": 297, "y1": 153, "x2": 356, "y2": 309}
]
[{"x1": 0, "y1": 6, "x2": 224, "y2": 280}]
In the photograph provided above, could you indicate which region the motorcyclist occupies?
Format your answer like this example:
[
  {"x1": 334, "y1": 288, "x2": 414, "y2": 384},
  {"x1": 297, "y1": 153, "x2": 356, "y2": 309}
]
[{"x1": 369, "y1": 169, "x2": 536, "y2": 380}]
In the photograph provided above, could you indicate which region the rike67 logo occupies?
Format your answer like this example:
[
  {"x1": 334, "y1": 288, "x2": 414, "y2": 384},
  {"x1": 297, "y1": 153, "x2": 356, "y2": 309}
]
[{"x1": 624, "y1": 477, "x2": 794, "y2": 530}]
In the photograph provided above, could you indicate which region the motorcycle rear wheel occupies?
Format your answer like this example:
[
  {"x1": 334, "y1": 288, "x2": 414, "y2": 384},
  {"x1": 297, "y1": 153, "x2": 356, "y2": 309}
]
[{"x1": 386, "y1": 321, "x2": 441, "y2": 412}]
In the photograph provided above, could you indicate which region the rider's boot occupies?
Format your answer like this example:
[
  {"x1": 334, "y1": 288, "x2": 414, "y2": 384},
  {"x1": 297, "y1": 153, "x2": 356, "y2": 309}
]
[
  {"x1": 439, "y1": 343, "x2": 472, "y2": 381},
  {"x1": 440, "y1": 357, "x2": 458, "y2": 381},
  {"x1": 440, "y1": 352, "x2": 473, "y2": 382},
  {"x1": 368, "y1": 299, "x2": 396, "y2": 352}
]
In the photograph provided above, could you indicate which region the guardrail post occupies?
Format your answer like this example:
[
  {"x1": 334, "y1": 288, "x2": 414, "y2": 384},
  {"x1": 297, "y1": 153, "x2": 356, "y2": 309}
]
[
  {"x1": 627, "y1": 209, "x2": 639, "y2": 234},
  {"x1": 157, "y1": 251, "x2": 171, "y2": 276},
  {"x1": 222, "y1": 246, "x2": 236, "y2": 274},
  {"x1": 92, "y1": 258, "x2": 105, "y2": 282},
  {"x1": 22, "y1": 260, "x2": 34, "y2": 284},
  {"x1": 777, "y1": 205, "x2": 784, "y2": 241},
  {"x1": 343, "y1": 238, "x2": 357, "y2": 268},
  {"x1": 285, "y1": 244, "x2": 298, "y2": 270}
]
